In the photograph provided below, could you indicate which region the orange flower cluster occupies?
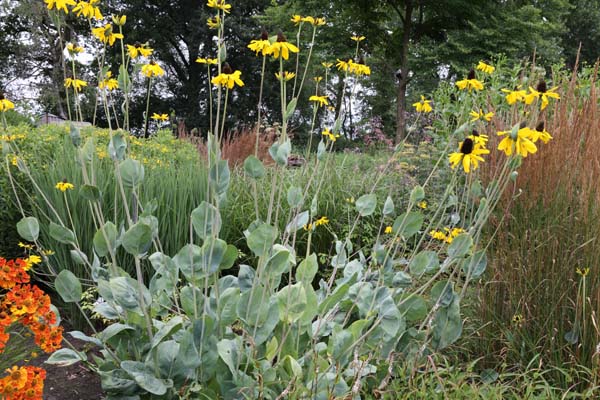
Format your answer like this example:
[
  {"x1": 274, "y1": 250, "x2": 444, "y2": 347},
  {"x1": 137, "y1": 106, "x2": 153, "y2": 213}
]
[
  {"x1": 0, "y1": 258, "x2": 30, "y2": 289},
  {"x1": 0, "y1": 284, "x2": 63, "y2": 353},
  {"x1": 0, "y1": 365, "x2": 46, "y2": 399}
]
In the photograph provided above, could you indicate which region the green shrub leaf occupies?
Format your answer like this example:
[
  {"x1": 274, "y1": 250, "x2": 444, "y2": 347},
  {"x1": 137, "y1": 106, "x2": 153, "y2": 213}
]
[
  {"x1": 55, "y1": 270, "x2": 82, "y2": 303},
  {"x1": 17, "y1": 217, "x2": 39, "y2": 242}
]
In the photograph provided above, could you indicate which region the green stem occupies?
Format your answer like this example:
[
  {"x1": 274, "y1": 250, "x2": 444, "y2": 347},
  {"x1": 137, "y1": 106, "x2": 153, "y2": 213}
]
[{"x1": 143, "y1": 77, "x2": 153, "y2": 138}]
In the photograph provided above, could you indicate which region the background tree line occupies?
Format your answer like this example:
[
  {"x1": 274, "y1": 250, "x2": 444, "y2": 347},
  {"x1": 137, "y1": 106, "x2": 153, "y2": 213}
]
[{"x1": 0, "y1": 0, "x2": 597, "y2": 142}]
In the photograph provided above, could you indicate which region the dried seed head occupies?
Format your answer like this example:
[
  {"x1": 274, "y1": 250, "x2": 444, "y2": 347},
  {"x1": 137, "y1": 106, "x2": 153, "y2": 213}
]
[
  {"x1": 467, "y1": 69, "x2": 476, "y2": 80},
  {"x1": 471, "y1": 129, "x2": 480, "y2": 137},
  {"x1": 537, "y1": 80, "x2": 547, "y2": 93},
  {"x1": 536, "y1": 121, "x2": 545, "y2": 132}
]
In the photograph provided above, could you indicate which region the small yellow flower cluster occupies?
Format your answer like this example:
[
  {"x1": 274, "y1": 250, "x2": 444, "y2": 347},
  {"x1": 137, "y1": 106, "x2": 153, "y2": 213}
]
[
  {"x1": 497, "y1": 123, "x2": 552, "y2": 158},
  {"x1": 151, "y1": 113, "x2": 169, "y2": 121},
  {"x1": 336, "y1": 59, "x2": 371, "y2": 76},
  {"x1": 309, "y1": 95, "x2": 328, "y2": 107},
  {"x1": 73, "y1": 0, "x2": 103, "y2": 19},
  {"x1": 0, "y1": 95, "x2": 15, "y2": 112},
  {"x1": 0, "y1": 134, "x2": 26, "y2": 142},
  {"x1": 55, "y1": 181, "x2": 75, "y2": 192},
  {"x1": 211, "y1": 70, "x2": 244, "y2": 89},
  {"x1": 456, "y1": 70, "x2": 484, "y2": 92},
  {"x1": 429, "y1": 227, "x2": 466, "y2": 244},
  {"x1": 291, "y1": 15, "x2": 326, "y2": 26},
  {"x1": 469, "y1": 109, "x2": 494, "y2": 122},
  {"x1": 127, "y1": 43, "x2": 153, "y2": 59},
  {"x1": 576, "y1": 267, "x2": 590, "y2": 277},
  {"x1": 303, "y1": 216, "x2": 329, "y2": 231},
  {"x1": 501, "y1": 81, "x2": 560, "y2": 110},
  {"x1": 476, "y1": 61, "x2": 495, "y2": 74},
  {"x1": 66, "y1": 42, "x2": 84, "y2": 54},
  {"x1": 64, "y1": 78, "x2": 87, "y2": 91},
  {"x1": 412, "y1": 96, "x2": 432, "y2": 113},
  {"x1": 98, "y1": 71, "x2": 119, "y2": 91},
  {"x1": 321, "y1": 128, "x2": 340, "y2": 142},
  {"x1": 195, "y1": 58, "x2": 218, "y2": 65},
  {"x1": 275, "y1": 71, "x2": 296, "y2": 82},
  {"x1": 141, "y1": 61, "x2": 165, "y2": 78},
  {"x1": 207, "y1": 0, "x2": 231, "y2": 13},
  {"x1": 91, "y1": 23, "x2": 124, "y2": 46}
]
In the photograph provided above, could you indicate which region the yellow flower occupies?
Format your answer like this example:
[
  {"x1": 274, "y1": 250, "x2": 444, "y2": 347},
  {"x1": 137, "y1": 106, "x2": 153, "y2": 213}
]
[
  {"x1": 321, "y1": 128, "x2": 340, "y2": 142},
  {"x1": 336, "y1": 59, "x2": 350, "y2": 71},
  {"x1": 112, "y1": 14, "x2": 127, "y2": 26},
  {"x1": 313, "y1": 17, "x2": 326, "y2": 26},
  {"x1": 418, "y1": 201, "x2": 427, "y2": 209},
  {"x1": 45, "y1": 0, "x2": 76, "y2": 13},
  {"x1": 384, "y1": 226, "x2": 393, "y2": 234},
  {"x1": 64, "y1": 78, "x2": 88, "y2": 91},
  {"x1": 576, "y1": 267, "x2": 590, "y2": 277},
  {"x1": 270, "y1": 33, "x2": 300, "y2": 60},
  {"x1": 351, "y1": 35, "x2": 365, "y2": 42},
  {"x1": 301, "y1": 16, "x2": 325, "y2": 26},
  {"x1": 42, "y1": 249, "x2": 55, "y2": 256},
  {"x1": 412, "y1": 95, "x2": 432, "y2": 113},
  {"x1": 55, "y1": 181, "x2": 75, "y2": 192},
  {"x1": 315, "y1": 216, "x2": 329, "y2": 226},
  {"x1": 66, "y1": 42, "x2": 84, "y2": 54},
  {"x1": 346, "y1": 197, "x2": 355, "y2": 203},
  {"x1": 469, "y1": 131, "x2": 489, "y2": 147},
  {"x1": 18, "y1": 242, "x2": 34, "y2": 250},
  {"x1": 476, "y1": 61, "x2": 494, "y2": 74},
  {"x1": 98, "y1": 71, "x2": 119, "y2": 91},
  {"x1": 0, "y1": 95, "x2": 15, "y2": 112},
  {"x1": 24, "y1": 255, "x2": 42, "y2": 271},
  {"x1": 529, "y1": 122, "x2": 553, "y2": 144},
  {"x1": 309, "y1": 95, "x2": 328, "y2": 107},
  {"x1": 501, "y1": 87, "x2": 527, "y2": 105},
  {"x1": 92, "y1": 23, "x2": 124, "y2": 46},
  {"x1": 127, "y1": 43, "x2": 153, "y2": 59},
  {"x1": 350, "y1": 61, "x2": 371, "y2": 76},
  {"x1": 248, "y1": 39, "x2": 273, "y2": 56},
  {"x1": 456, "y1": 70, "x2": 483, "y2": 91},
  {"x1": 207, "y1": 15, "x2": 221, "y2": 29},
  {"x1": 196, "y1": 57, "x2": 218, "y2": 65},
  {"x1": 448, "y1": 137, "x2": 490, "y2": 173},
  {"x1": 456, "y1": 78, "x2": 484, "y2": 91},
  {"x1": 429, "y1": 230, "x2": 447, "y2": 242},
  {"x1": 207, "y1": 0, "x2": 231, "y2": 13},
  {"x1": 524, "y1": 81, "x2": 560, "y2": 110},
  {"x1": 211, "y1": 70, "x2": 244, "y2": 89},
  {"x1": 291, "y1": 15, "x2": 303, "y2": 25},
  {"x1": 72, "y1": 0, "x2": 102, "y2": 20},
  {"x1": 151, "y1": 113, "x2": 169, "y2": 121},
  {"x1": 512, "y1": 314, "x2": 524, "y2": 327},
  {"x1": 314, "y1": 76, "x2": 323, "y2": 83},
  {"x1": 497, "y1": 126, "x2": 537, "y2": 158},
  {"x1": 141, "y1": 61, "x2": 165, "y2": 78},
  {"x1": 469, "y1": 109, "x2": 494, "y2": 122},
  {"x1": 275, "y1": 71, "x2": 296, "y2": 81},
  {"x1": 322, "y1": 62, "x2": 333, "y2": 69}
]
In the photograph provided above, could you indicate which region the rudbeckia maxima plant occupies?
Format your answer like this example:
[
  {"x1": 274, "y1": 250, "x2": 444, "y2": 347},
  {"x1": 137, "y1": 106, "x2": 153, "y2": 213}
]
[{"x1": 449, "y1": 137, "x2": 490, "y2": 173}]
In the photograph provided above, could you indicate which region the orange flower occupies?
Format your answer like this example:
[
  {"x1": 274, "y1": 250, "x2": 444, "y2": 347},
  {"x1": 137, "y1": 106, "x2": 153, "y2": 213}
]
[
  {"x1": 0, "y1": 365, "x2": 46, "y2": 399},
  {"x1": 0, "y1": 258, "x2": 30, "y2": 289}
]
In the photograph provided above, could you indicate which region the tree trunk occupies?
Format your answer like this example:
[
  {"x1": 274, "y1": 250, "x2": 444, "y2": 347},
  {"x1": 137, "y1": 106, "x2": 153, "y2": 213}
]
[{"x1": 395, "y1": 1, "x2": 413, "y2": 144}]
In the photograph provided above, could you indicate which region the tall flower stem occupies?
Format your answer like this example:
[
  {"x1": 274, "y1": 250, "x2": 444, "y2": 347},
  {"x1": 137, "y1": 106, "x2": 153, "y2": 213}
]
[
  {"x1": 143, "y1": 77, "x2": 153, "y2": 138},
  {"x1": 255, "y1": 56, "x2": 267, "y2": 156}
]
